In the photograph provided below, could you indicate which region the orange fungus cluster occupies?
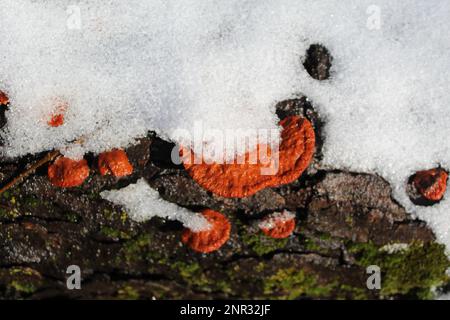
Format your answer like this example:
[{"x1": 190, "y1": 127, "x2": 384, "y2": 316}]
[
  {"x1": 181, "y1": 115, "x2": 315, "y2": 198},
  {"x1": 48, "y1": 157, "x2": 90, "y2": 188},
  {"x1": 47, "y1": 149, "x2": 132, "y2": 187},
  {"x1": 181, "y1": 209, "x2": 231, "y2": 253},
  {"x1": 98, "y1": 149, "x2": 133, "y2": 177},
  {"x1": 412, "y1": 168, "x2": 448, "y2": 202}
]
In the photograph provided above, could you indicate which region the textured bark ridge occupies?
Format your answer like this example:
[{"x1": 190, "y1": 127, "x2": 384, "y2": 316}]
[{"x1": 0, "y1": 133, "x2": 448, "y2": 300}]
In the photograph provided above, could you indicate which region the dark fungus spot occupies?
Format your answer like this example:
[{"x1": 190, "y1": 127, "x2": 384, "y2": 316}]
[
  {"x1": 303, "y1": 44, "x2": 332, "y2": 80},
  {"x1": 0, "y1": 91, "x2": 9, "y2": 131},
  {"x1": 0, "y1": 91, "x2": 8, "y2": 106},
  {"x1": 407, "y1": 168, "x2": 448, "y2": 206}
]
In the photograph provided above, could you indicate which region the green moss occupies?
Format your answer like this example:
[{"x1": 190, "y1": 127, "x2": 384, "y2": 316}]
[
  {"x1": 171, "y1": 261, "x2": 210, "y2": 288},
  {"x1": 100, "y1": 226, "x2": 131, "y2": 240},
  {"x1": 0, "y1": 193, "x2": 52, "y2": 220},
  {"x1": 121, "y1": 234, "x2": 154, "y2": 264},
  {"x1": 1, "y1": 190, "x2": 17, "y2": 203},
  {"x1": 102, "y1": 208, "x2": 114, "y2": 220},
  {"x1": 337, "y1": 284, "x2": 370, "y2": 300},
  {"x1": 263, "y1": 241, "x2": 448, "y2": 300},
  {"x1": 241, "y1": 231, "x2": 288, "y2": 256},
  {"x1": 264, "y1": 268, "x2": 335, "y2": 299},
  {"x1": 0, "y1": 207, "x2": 21, "y2": 220},
  {"x1": 1, "y1": 188, "x2": 20, "y2": 202},
  {"x1": 318, "y1": 232, "x2": 333, "y2": 241},
  {"x1": 117, "y1": 286, "x2": 139, "y2": 300},
  {"x1": 64, "y1": 211, "x2": 80, "y2": 223},
  {"x1": 102, "y1": 208, "x2": 129, "y2": 225},
  {"x1": 6, "y1": 267, "x2": 41, "y2": 296},
  {"x1": 23, "y1": 196, "x2": 40, "y2": 208},
  {"x1": 255, "y1": 262, "x2": 266, "y2": 273},
  {"x1": 225, "y1": 264, "x2": 241, "y2": 282},
  {"x1": 120, "y1": 210, "x2": 129, "y2": 224},
  {"x1": 119, "y1": 233, "x2": 171, "y2": 272},
  {"x1": 9, "y1": 267, "x2": 38, "y2": 277},
  {"x1": 9, "y1": 280, "x2": 36, "y2": 295},
  {"x1": 215, "y1": 280, "x2": 233, "y2": 294},
  {"x1": 299, "y1": 233, "x2": 336, "y2": 255},
  {"x1": 347, "y1": 242, "x2": 379, "y2": 265},
  {"x1": 348, "y1": 241, "x2": 449, "y2": 298},
  {"x1": 304, "y1": 238, "x2": 325, "y2": 253},
  {"x1": 170, "y1": 261, "x2": 234, "y2": 294},
  {"x1": 172, "y1": 261, "x2": 200, "y2": 279},
  {"x1": 344, "y1": 213, "x2": 354, "y2": 226}
]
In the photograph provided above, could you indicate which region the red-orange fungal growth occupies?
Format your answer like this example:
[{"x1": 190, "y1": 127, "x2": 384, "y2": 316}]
[
  {"x1": 412, "y1": 168, "x2": 448, "y2": 202},
  {"x1": 48, "y1": 157, "x2": 90, "y2": 188},
  {"x1": 48, "y1": 113, "x2": 64, "y2": 127},
  {"x1": 181, "y1": 115, "x2": 315, "y2": 198},
  {"x1": 259, "y1": 212, "x2": 296, "y2": 239},
  {"x1": 47, "y1": 102, "x2": 67, "y2": 127},
  {"x1": 181, "y1": 209, "x2": 231, "y2": 253},
  {"x1": 98, "y1": 149, "x2": 133, "y2": 177},
  {"x1": 0, "y1": 91, "x2": 9, "y2": 105}
]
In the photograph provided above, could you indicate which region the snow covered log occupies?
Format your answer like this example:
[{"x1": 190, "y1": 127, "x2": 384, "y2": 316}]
[
  {"x1": 0, "y1": 135, "x2": 447, "y2": 299},
  {"x1": 1, "y1": 0, "x2": 450, "y2": 300}
]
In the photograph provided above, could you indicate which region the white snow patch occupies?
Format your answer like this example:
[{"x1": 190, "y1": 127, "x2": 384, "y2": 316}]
[
  {"x1": 258, "y1": 210, "x2": 295, "y2": 230},
  {"x1": 436, "y1": 290, "x2": 450, "y2": 300},
  {"x1": 379, "y1": 243, "x2": 409, "y2": 254},
  {"x1": 100, "y1": 179, "x2": 211, "y2": 232},
  {"x1": 1, "y1": 1, "x2": 450, "y2": 254}
]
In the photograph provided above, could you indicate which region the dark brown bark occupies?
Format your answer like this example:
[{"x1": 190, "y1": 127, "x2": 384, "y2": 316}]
[{"x1": 0, "y1": 134, "x2": 447, "y2": 300}]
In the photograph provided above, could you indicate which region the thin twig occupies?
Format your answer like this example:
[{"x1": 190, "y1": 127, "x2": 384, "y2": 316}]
[{"x1": 0, "y1": 150, "x2": 60, "y2": 194}]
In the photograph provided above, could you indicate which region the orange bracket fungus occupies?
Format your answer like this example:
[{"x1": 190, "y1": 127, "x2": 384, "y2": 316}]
[
  {"x1": 258, "y1": 211, "x2": 296, "y2": 239},
  {"x1": 48, "y1": 157, "x2": 90, "y2": 187},
  {"x1": 47, "y1": 102, "x2": 67, "y2": 127},
  {"x1": 0, "y1": 91, "x2": 9, "y2": 105},
  {"x1": 181, "y1": 209, "x2": 231, "y2": 253},
  {"x1": 412, "y1": 168, "x2": 448, "y2": 202},
  {"x1": 98, "y1": 149, "x2": 133, "y2": 177},
  {"x1": 181, "y1": 115, "x2": 315, "y2": 198}
]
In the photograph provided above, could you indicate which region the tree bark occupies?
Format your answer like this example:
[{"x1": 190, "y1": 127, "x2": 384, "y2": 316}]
[{"x1": 0, "y1": 135, "x2": 447, "y2": 300}]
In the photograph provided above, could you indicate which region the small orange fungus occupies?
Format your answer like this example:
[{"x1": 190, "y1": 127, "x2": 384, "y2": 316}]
[
  {"x1": 181, "y1": 209, "x2": 231, "y2": 253},
  {"x1": 259, "y1": 211, "x2": 296, "y2": 239},
  {"x1": 412, "y1": 168, "x2": 448, "y2": 202},
  {"x1": 181, "y1": 115, "x2": 315, "y2": 198},
  {"x1": 48, "y1": 102, "x2": 67, "y2": 127},
  {"x1": 0, "y1": 91, "x2": 9, "y2": 105},
  {"x1": 48, "y1": 157, "x2": 90, "y2": 188},
  {"x1": 98, "y1": 149, "x2": 133, "y2": 177}
]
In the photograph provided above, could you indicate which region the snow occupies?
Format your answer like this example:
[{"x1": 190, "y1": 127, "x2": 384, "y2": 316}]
[
  {"x1": 258, "y1": 211, "x2": 295, "y2": 230},
  {"x1": 437, "y1": 293, "x2": 450, "y2": 301},
  {"x1": 100, "y1": 179, "x2": 211, "y2": 232},
  {"x1": 379, "y1": 243, "x2": 409, "y2": 254},
  {"x1": 1, "y1": 1, "x2": 450, "y2": 254}
]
